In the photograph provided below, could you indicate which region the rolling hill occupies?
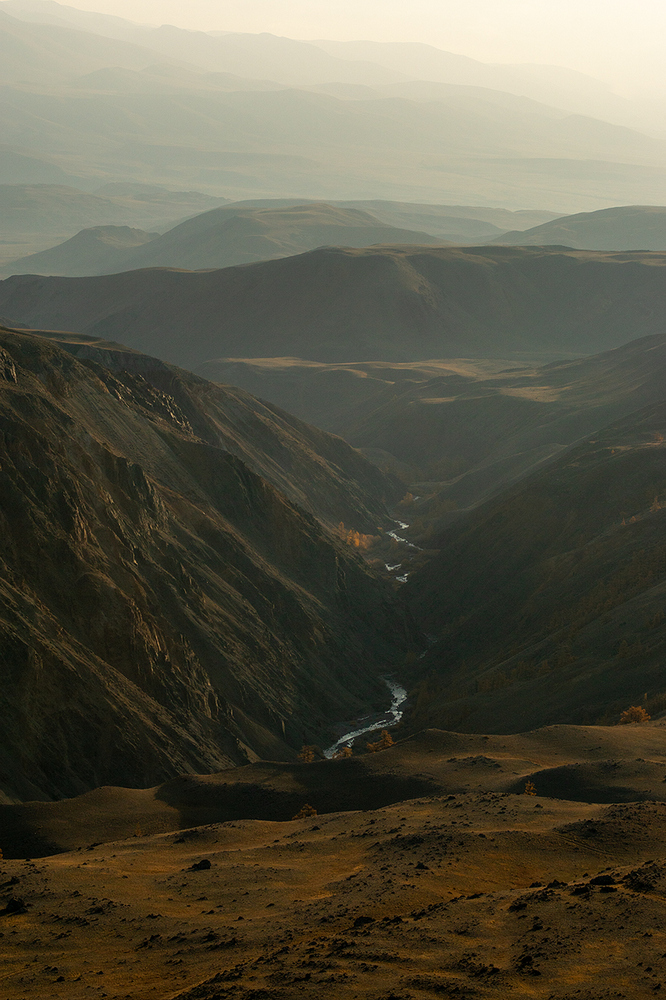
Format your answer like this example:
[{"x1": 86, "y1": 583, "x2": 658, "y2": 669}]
[
  {"x1": 3, "y1": 246, "x2": 666, "y2": 368},
  {"x1": 0, "y1": 326, "x2": 409, "y2": 802},
  {"x1": 0, "y1": 182, "x2": 229, "y2": 268},
  {"x1": 2, "y1": 224, "x2": 158, "y2": 276},
  {"x1": 496, "y1": 205, "x2": 666, "y2": 250},
  {"x1": 3, "y1": 203, "x2": 446, "y2": 276}
]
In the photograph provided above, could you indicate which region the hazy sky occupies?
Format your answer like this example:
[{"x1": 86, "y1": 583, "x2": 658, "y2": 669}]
[{"x1": 63, "y1": 0, "x2": 666, "y2": 95}]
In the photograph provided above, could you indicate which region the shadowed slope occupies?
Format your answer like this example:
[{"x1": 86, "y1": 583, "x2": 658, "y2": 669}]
[
  {"x1": 5, "y1": 724, "x2": 666, "y2": 858},
  {"x1": 199, "y1": 335, "x2": 666, "y2": 519},
  {"x1": 0, "y1": 329, "x2": 409, "y2": 802},
  {"x1": 406, "y1": 402, "x2": 666, "y2": 734},
  {"x1": 4, "y1": 246, "x2": 666, "y2": 367}
]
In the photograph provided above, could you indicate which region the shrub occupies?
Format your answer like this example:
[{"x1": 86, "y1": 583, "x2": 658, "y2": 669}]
[
  {"x1": 619, "y1": 705, "x2": 651, "y2": 724},
  {"x1": 292, "y1": 804, "x2": 317, "y2": 820},
  {"x1": 524, "y1": 781, "x2": 537, "y2": 796}
]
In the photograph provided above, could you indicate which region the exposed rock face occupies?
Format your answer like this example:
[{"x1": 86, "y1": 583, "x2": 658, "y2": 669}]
[
  {"x1": 50, "y1": 335, "x2": 400, "y2": 534},
  {"x1": 0, "y1": 329, "x2": 410, "y2": 801}
]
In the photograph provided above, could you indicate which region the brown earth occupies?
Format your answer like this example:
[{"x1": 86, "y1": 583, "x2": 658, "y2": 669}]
[{"x1": 3, "y1": 726, "x2": 666, "y2": 998}]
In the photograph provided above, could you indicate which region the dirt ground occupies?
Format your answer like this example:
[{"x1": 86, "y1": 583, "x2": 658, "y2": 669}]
[{"x1": 4, "y1": 726, "x2": 666, "y2": 998}]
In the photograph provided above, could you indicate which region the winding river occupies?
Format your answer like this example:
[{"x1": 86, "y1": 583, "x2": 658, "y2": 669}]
[{"x1": 323, "y1": 677, "x2": 408, "y2": 758}]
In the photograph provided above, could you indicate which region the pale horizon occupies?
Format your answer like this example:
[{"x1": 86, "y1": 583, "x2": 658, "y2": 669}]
[{"x1": 26, "y1": 0, "x2": 666, "y2": 97}]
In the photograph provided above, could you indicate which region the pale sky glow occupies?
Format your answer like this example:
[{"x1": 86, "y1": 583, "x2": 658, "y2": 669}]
[{"x1": 50, "y1": 0, "x2": 666, "y2": 95}]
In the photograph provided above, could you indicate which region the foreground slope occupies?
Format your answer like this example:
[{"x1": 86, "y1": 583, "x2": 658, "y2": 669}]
[
  {"x1": 4, "y1": 246, "x2": 666, "y2": 366},
  {"x1": 406, "y1": 402, "x2": 666, "y2": 733},
  {"x1": 3, "y1": 203, "x2": 446, "y2": 276},
  {"x1": 4, "y1": 727, "x2": 666, "y2": 997},
  {"x1": 0, "y1": 328, "x2": 407, "y2": 802},
  {"x1": 6, "y1": 724, "x2": 666, "y2": 857},
  {"x1": 497, "y1": 205, "x2": 666, "y2": 250}
]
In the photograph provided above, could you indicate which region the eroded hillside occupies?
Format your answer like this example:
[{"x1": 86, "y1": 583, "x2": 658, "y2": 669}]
[{"x1": 0, "y1": 329, "x2": 411, "y2": 802}]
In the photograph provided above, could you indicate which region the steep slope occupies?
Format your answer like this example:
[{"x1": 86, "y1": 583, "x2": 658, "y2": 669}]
[
  {"x1": 497, "y1": 205, "x2": 666, "y2": 250},
  {"x1": 4, "y1": 246, "x2": 666, "y2": 368},
  {"x1": 405, "y1": 402, "x2": 666, "y2": 734},
  {"x1": 0, "y1": 328, "x2": 409, "y2": 802},
  {"x1": 35, "y1": 329, "x2": 400, "y2": 532},
  {"x1": 4, "y1": 204, "x2": 445, "y2": 277}
]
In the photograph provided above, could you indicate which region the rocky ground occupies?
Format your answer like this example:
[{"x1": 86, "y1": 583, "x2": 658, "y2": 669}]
[{"x1": 3, "y1": 725, "x2": 666, "y2": 998}]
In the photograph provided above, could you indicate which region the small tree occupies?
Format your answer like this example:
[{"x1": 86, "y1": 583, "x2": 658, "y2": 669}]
[
  {"x1": 292, "y1": 804, "x2": 317, "y2": 820},
  {"x1": 333, "y1": 746, "x2": 353, "y2": 759},
  {"x1": 524, "y1": 780, "x2": 537, "y2": 796},
  {"x1": 297, "y1": 745, "x2": 316, "y2": 763},
  {"x1": 619, "y1": 705, "x2": 651, "y2": 724},
  {"x1": 366, "y1": 730, "x2": 395, "y2": 753}
]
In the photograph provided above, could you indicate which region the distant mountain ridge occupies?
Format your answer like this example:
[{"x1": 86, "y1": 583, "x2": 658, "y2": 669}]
[
  {"x1": 0, "y1": 1, "x2": 642, "y2": 125},
  {"x1": 3, "y1": 203, "x2": 447, "y2": 276},
  {"x1": 2, "y1": 3, "x2": 666, "y2": 211}
]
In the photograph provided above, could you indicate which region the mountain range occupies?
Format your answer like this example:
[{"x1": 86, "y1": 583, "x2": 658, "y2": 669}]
[
  {"x1": 496, "y1": 205, "x2": 666, "y2": 250},
  {"x1": 0, "y1": 3, "x2": 665, "y2": 210},
  {"x1": 1, "y1": 203, "x2": 447, "y2": 276}
]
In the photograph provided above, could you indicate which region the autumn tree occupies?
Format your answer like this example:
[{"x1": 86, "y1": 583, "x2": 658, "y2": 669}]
[
  {"x1": 297, "y1": 745, "x2": 316, "y2": 763},
  {"x1": 524, "y1": 780, "x2": 537, "y2": 796},
  {"x1": 366, "y1": 730, "x2": 395, "y2": 753},
  {"x1": 619, "y1": 706, "x2": 651, "y2": 724}
]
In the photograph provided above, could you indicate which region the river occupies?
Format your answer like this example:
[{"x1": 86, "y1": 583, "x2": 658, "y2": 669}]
[{"x1": 323, "y1": 677, "x2": 408, "y2": 758}]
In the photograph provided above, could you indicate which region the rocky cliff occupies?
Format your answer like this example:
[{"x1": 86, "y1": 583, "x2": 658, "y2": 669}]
[{"x1": 0, "y1": 329, "x2": 410, "y2": 801}]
